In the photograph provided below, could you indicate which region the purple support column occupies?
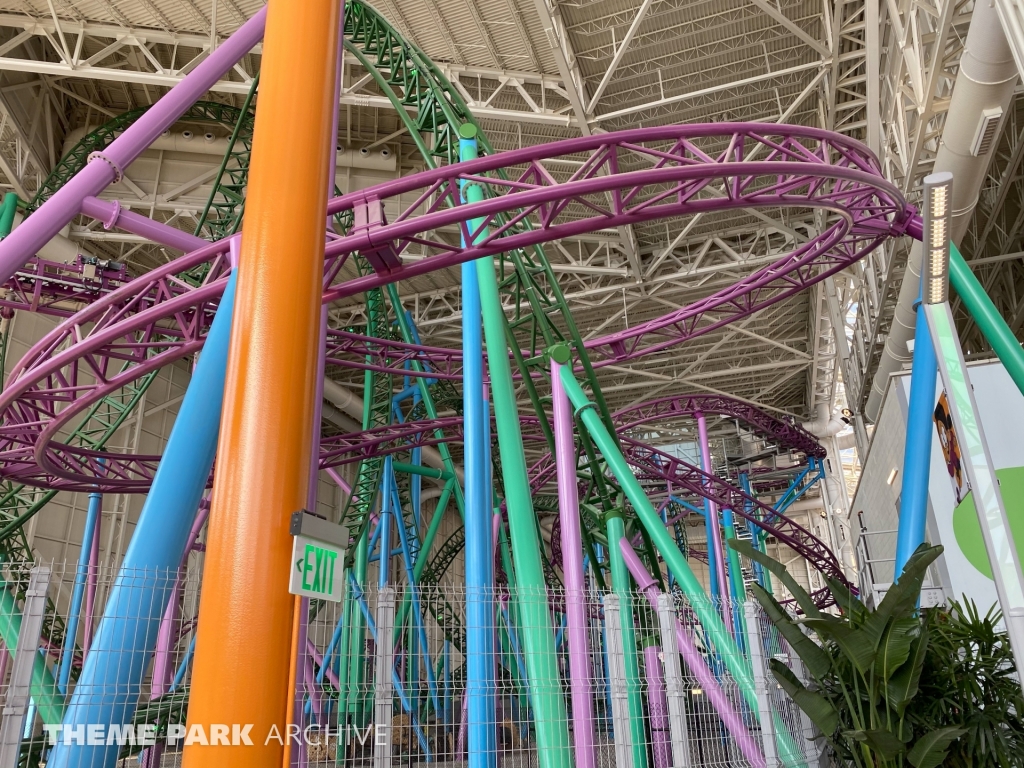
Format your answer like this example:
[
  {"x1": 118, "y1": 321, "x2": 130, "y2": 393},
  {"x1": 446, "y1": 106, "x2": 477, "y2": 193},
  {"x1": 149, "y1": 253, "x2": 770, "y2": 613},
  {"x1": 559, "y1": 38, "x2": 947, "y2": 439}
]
[
  {"x1": 644, "y1": 646, "x2": 671, "y2": 768},
  {"x1": 0, "y1": 9, "x2": 267, "y2": 284},
  {"x1": 142, "y1": 499, "x2": 210, "y2": 768},
  {"x1": 696, "y1": 412, "x2": 728, "y2": 613},
  {"x1": 619, "y1": 540, "x2": 766, "y2": 768},
  {"x1": 550, "y1": 352, "x2": 597, "y2": 768},
  {"x1": 81, "y1": 197, "x2": 208, "y2": 253}
]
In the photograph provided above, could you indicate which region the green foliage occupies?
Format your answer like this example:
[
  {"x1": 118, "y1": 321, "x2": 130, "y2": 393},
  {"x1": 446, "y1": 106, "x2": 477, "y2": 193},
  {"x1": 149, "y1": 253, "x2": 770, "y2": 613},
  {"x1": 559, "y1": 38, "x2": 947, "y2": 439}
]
[
  {"x1": 730, "y1": 539, "x2": 966, "y2": 768},
  {"x1": 908, "y1": 600, "x2": 1024, "y2": 767}
]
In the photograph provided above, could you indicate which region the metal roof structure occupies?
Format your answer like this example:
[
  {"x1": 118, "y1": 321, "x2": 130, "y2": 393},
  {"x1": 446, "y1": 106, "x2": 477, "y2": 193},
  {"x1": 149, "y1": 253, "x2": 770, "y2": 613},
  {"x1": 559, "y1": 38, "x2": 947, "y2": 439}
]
[{"x1": 0, "y1": 0, "x2": 1013, "y2": 429}]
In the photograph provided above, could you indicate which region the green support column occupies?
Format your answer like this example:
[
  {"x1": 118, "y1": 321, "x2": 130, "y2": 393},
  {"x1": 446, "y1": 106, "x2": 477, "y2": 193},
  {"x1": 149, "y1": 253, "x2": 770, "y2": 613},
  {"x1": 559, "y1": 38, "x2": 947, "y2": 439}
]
[
  {"x1": 468, "y1": 131, "x2": 571, "y2": 768},
  {"x1": 950, "y1": 243, "x2": 1024, "y2": 398},
  {"x1": 559, "y1": 368, "x2": 807, "y2": 767},
  {"x1": 0, "y1": 584, "x2": 65, "y2": 726},
  {"x1": 604, "y1": 511, "x2": 650, "y2": 768},
  {"x1": 0, "y1": 193, "x2": 18, "y2": 238}
]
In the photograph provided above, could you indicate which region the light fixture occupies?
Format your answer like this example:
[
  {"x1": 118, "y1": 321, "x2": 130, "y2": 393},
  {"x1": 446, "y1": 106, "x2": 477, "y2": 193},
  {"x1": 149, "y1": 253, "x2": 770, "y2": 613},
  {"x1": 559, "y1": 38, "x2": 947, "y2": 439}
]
[
  {"x1": 887, "y1": 467, "x2": 898, "y2": 485},
  {"x1": 922, "y1": 171, "x2": 953, "y2": 305},
  {"x1": 691, "y1": 687, "x2": 703, "y2": 696}
]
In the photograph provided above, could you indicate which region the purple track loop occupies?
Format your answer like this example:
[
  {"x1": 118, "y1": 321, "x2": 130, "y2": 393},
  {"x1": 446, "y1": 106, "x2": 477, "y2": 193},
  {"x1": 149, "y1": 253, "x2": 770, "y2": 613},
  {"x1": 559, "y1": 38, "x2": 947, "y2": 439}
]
[{"x1": 0, "y1": 125, "x2": 908, "y2": 509}]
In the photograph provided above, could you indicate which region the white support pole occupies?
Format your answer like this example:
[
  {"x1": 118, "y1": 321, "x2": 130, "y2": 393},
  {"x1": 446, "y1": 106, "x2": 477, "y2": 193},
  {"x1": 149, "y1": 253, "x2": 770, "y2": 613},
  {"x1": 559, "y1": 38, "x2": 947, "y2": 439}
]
[
  {"x1": 603, "y1": 593, "x2": 633, "y2": 768},
  {"x1": 374, "y1": 586, "x2": 396, "y2": 768},
  {"x1": 744, "y1": 600, "x2": 780, "y2": 768},
  {"x1": 656, "y1": 592, "x2": 691, "y2": 768},
  {"x1": 0, "y1": 565, "x2": 51, "y2": 766},
  {"x1": 792, "y1": 644, "x2": 826, "y2": 767}
]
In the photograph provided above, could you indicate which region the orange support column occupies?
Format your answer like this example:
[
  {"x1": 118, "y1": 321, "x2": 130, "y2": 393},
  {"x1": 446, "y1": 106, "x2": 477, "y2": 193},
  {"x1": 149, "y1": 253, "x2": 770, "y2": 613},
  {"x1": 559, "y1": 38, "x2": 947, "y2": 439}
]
[{"x1": 181, "y1": 0, "x2": 340, "y2": 765}]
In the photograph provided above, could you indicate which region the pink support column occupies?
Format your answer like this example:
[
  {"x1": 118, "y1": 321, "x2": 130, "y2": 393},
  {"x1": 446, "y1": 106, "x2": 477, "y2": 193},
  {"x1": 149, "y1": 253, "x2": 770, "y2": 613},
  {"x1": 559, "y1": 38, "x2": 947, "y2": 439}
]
[
  {"x1": 0, "y1": 9, "x2": 267, "y2": 285},
  {"x1": 549, "y1": 351, "x2": 597, "y2": 768},
  {"x1": 619, "y1": 540, "x2": 765, "y2": 768},
  {"x1": 142, "y1": 499, "x2": 210, "y2": 768},
  {"x1": 644, "y1": 646, "x2": 671, "y2": 768}
]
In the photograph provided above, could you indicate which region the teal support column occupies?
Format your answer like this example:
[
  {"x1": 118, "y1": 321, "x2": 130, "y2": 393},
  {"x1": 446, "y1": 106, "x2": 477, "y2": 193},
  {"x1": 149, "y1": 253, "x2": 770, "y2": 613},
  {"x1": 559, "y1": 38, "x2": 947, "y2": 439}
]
[
  {"x1": 464, "y1": 121, "x2": 572, "y2": 768},
  {"x1": 559, "y1": 368, "x2": 807, "y2": 767},
  {"x1": 950, "y1": 243, "x2": 1024, "y2": 398},
  {"x1": 604, "y1": 511, "x2": 650, "y2": 768},
  {"x1": 0, "y1": 192, "x2": 18, "y2": 238},
  {"x1": 0, "y1": 586, "x2": 64, "y2": 726}
]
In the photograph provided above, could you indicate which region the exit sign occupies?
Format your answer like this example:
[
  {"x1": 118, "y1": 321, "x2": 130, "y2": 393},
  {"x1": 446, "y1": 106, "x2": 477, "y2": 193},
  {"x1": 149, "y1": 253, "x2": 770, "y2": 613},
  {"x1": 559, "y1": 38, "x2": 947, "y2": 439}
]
[{"x1": 289, "y1": 534, "x2": 344, "y2": 601}]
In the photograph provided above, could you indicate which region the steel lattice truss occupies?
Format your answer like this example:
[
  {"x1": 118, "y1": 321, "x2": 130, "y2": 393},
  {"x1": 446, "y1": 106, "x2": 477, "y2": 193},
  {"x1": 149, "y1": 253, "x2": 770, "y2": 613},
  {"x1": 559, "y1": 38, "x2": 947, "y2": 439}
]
[{"x1": 0, "y1": 124, "x2": 911, "y2": 495}]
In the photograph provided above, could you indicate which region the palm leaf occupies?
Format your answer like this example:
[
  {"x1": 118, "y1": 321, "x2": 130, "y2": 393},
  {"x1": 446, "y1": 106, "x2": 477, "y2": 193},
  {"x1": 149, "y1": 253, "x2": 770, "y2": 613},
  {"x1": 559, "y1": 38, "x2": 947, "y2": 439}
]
[
  {"x1": 729, "y1": 538, "x2": 821, "y2": 618},
  {"x1": 803, "y1": 615, "x2": 877, "y2": 675},
  {"x1": 874, "y1": 616, "x2": 919, "y2": 685},
  {"x1": 861, "y1": 544, "x2": 942, "y2": 650},
  {"x1": 886, "y1": 621, "x2": 929, "y2": 715},
  {"x1": 770, "y1": 659, "x2": 840, "y2": 737},
  {"x1": 751, "y1": 583, "x2": 832, "y2": 680},
  {"x1": 907, "y1": 727, "x2": 965, "y2": 768}
]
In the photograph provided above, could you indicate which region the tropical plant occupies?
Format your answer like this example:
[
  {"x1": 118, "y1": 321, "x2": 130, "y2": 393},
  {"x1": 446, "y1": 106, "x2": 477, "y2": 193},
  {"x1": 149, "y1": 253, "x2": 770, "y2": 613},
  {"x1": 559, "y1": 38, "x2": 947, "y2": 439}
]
[
  {"x1": 729, "y1": 539, "x2": 963, "y2": 768},
  {"x1": 909, "y1": 600, "x2": 1024, "y2": 767}
]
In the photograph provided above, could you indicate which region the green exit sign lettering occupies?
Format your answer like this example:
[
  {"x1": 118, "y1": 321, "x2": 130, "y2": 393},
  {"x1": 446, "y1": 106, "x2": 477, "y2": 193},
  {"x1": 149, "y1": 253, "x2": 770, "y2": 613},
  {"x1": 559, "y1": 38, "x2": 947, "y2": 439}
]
[{"x1": 289, "y1": 534, "x2": 344, "y2": 601}]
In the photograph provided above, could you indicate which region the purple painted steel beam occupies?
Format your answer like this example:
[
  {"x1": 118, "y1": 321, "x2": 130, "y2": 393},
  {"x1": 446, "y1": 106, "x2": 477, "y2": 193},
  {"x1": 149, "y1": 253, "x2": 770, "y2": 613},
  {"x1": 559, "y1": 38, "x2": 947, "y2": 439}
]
[
  {"x1": 81, "y1": 197, "x2": 209, "y2": 253},
  {"x1": 550, "y1": 355, "x2": 596, "y2": 768},
  {"x1": 620, "y1": 540, "x2": 766, "y2": 768},
  {"x1": 0, "y1": 10, "x2": 266, "y2": 284}
]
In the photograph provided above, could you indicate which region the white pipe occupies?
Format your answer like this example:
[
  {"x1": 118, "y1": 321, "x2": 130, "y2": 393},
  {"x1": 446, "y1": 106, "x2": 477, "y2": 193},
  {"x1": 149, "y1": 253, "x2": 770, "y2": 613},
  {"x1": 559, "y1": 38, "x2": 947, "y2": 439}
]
[
  {"x1": 322, "y1": 378, "x2": 465, "y2": 485},
  {"x1": 62, "y1": 129, "x2": 398, "y2": 171},
  {"x1": 865, "y1": 0, "x2": 1018, "y2": 421},
  {"x1": 10, "y1": 212, "x2": 95, "y2": 264},
  {"x1": 800, "y1": 403, "x2": 847, "y2": 437}
]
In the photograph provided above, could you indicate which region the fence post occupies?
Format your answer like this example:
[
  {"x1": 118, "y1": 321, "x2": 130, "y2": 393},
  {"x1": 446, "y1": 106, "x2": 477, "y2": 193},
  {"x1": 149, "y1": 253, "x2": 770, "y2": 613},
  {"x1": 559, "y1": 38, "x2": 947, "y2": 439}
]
[
  {"x1": 0, "y1": 565, "x2": 51, "y2": 766},
  {"x1": 793, "y1": 643, "x2": 825, "y2": 766},
  {"x1": 603, "y1": 592, "x2": 633, "y2": 768},
  {"x1": 656, "y1": 592, "x2": 691, "y2": 768},
  {"x1": 374, "y1": 586, "x2": 396, "y2": 768},
  {"x1": 744, "y1": 600, "x2": 780, "y2": 768}
]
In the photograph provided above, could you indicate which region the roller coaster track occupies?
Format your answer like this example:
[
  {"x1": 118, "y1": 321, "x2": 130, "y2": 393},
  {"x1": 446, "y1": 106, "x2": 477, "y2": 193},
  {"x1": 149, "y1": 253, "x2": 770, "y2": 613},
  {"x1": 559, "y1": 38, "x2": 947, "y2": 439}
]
[{"x1": 0, "y1": 126, "x2": 910, "y2": 495}]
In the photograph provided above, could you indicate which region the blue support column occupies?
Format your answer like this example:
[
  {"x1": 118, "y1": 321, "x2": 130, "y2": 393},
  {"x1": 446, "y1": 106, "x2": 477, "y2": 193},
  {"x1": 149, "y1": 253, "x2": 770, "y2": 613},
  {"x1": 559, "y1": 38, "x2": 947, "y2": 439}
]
[
  {"x1": 48, "y1": 273, "x2": 236, "y2": 768},
  {"x1": 378, "y1": 456, "x2": 393, "y2": 589},
  {"x1": 460, "y1": 124, "x2": 496, "y2": 768},
  {"x1": 57, "y1": 489, "x2": 102, "y2": 694},
  {"x1": 894, "y1": 302, "x2": 938, "y2": 578}
]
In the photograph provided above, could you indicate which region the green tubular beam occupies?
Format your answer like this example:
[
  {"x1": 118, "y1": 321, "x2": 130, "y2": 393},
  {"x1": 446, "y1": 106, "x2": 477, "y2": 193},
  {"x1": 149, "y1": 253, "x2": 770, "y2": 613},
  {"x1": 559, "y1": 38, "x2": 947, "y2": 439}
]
[
  {"x1": 477, "y1": 253, "x2": 572, "y2": 768},
  {"x1": 604, "y1": 511, "x2": 650, "y2": 768},
  {"x1": 0, "y1": 191, "x2": 18, "y2": 236},
  {"x1": 31, "y1": 101, "x2": 251, "y2": 210},
  {"x1": 558, "y1": 367, "x2": 807, "y2": 767},
  {"x1": 0, "y1": 583, "x2": 65, "y2": 726},
  {"x1": 950, "y1": 243, "x2": 1024, "y2": 397},
  {"x1": 193, "y1": 75, "x2": 259, "y2": 242}
]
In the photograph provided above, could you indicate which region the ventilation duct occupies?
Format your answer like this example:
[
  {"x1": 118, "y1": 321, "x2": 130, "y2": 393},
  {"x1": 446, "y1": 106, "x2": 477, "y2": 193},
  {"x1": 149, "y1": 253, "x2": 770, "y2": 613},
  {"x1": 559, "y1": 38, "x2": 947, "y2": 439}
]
[{"x1": 865, "y1": 0, "x2": 1019, "y2": 421}]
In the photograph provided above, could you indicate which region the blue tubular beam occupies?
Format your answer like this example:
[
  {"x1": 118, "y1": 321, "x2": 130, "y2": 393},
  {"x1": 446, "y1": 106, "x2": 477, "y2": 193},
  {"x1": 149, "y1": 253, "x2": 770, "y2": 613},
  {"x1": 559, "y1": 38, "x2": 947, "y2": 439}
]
[
  {"x1": 57, "y1": 489, "x2": 102, "y2": 694},
  {"x1": 737, "y1": 474, "x2": 768, "y2": 590},
  {"x1": 169, "y1": 635, "x2": 197, "y2": 694},
  {"x1": 49, "y1": 273, "x2": 236, "y2": 768},
  {"x1": 387, "y1": 474, "x2": 440, "y2": 716},
  {"x1": 378, "y1": 456, "x2": 393, "y2": 589},
  {"x1": 460, "y1": 126, "x2": 496, "y2": 768},
  {"x1": 348, "y1": 573, "x2": 432, "y2": 757},
  {"x1": 894, "y1": 302, "x2": 938, "y2": 578}
]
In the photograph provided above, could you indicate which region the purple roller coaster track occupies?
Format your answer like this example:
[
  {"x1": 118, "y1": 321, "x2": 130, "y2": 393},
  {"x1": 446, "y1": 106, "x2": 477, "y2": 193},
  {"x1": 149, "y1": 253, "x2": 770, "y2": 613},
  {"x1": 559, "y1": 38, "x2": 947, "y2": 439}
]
[{"x1": 0, "y1": 124, "x2": 914, "y2": 603}]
